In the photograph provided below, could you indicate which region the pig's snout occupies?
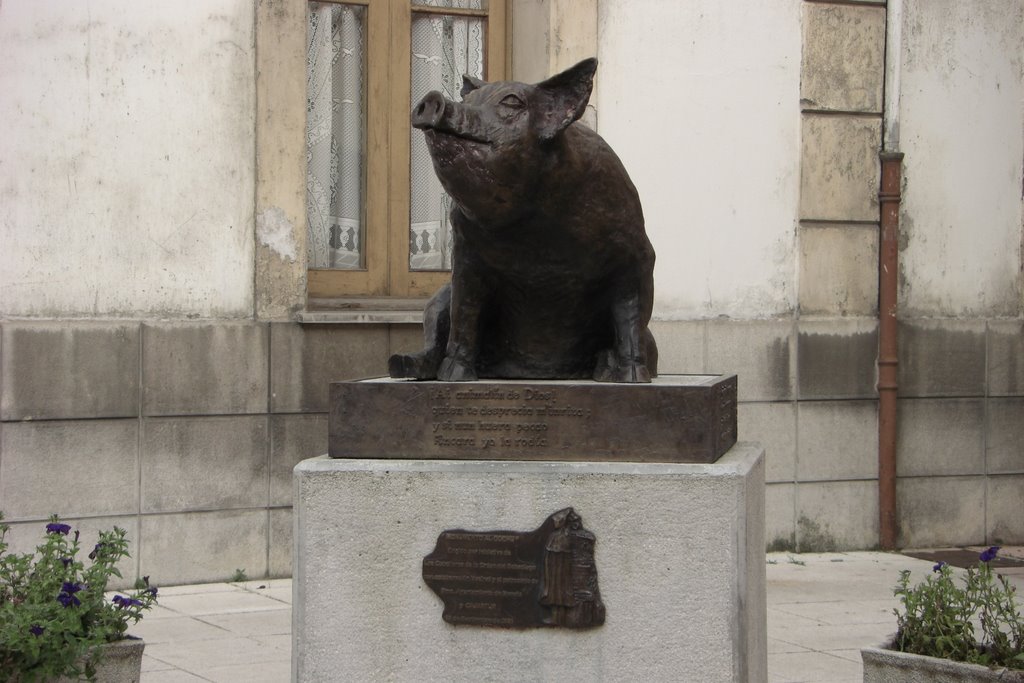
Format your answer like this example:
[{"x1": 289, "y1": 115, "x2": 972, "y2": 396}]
[{"x1": 412, "y1": 91, "x2": 447, "y2": 130}]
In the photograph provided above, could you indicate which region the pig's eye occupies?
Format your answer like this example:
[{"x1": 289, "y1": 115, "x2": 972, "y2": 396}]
[{"x1": 499, "y1": 94, "x2": 525, "y2": 110}]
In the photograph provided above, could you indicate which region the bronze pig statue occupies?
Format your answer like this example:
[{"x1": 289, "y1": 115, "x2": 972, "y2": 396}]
[{"x1": 389, "y1": 58, "x2": 657, "y2": 383}]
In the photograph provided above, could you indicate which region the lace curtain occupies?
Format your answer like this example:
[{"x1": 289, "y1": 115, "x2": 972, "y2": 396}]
[
  {"x1": 409, "y1": 4, "x2": 485, "y2": 271},
  {"x1": 307, "y1": 3, "x2": 365, "y2": 270},
  {"x1": 306, "y1": 0, "x2": 485, "y2": 272}
]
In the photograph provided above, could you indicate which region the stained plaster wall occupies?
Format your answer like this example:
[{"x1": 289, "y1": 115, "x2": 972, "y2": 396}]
[
  {"x1": 0, "y1": 0, "x2": 1022, "y2": 585},
  {"x1": 597, "y1": 0, "x2": 802, "y2": 320},
  {"x1": 0, "y1": 0, "x2": 256, "y2": 319},
  {"x1": 889, "y1": 0, "x2": 1024, "y2": 550},
  {"x1": 596, "y1": 0, "x2": 1023, "y2": 553},
  {"x1": 897, "y1": 0, "x2": 1024, "y2": 317}
]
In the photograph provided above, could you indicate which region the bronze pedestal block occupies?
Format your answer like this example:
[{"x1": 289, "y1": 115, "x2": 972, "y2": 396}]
[{"x1": 328, "y1": 374, "x2": 737, "y2": 463}]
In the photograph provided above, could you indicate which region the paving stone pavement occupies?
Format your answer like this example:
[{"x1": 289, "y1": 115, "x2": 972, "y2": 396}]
[{"x1": 132, "y1": 549, "x2": 1024, "y2": 682}]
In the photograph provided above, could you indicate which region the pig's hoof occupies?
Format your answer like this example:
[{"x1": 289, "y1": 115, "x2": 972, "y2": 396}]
[
  {"x1": 388, "y1": 353, "x2": 438, "y2": 380},
  {"x1": 438, "y1": 357, "x2": 477, "y2": 382},
  {"x1": 593, "y1": 354, "x2": 651, "y2": 383}
]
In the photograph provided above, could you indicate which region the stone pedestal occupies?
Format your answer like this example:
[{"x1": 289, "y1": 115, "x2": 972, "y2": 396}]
[{"x1": 293, "y1": 444, "x2": 766, "y2": 682}]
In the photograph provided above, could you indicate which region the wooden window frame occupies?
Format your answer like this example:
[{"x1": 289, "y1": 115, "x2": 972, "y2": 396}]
[{"x1": 306, "y1": 0, "x2": 507, "y2": 301}]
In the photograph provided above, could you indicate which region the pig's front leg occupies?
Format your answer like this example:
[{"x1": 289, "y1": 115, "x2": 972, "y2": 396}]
[
  {"x1": 438, "y1": 260, "x2": 486, "y2": 382},
  {"x1": 594, "y1": 282, "x2": 653, "y2": 384}
]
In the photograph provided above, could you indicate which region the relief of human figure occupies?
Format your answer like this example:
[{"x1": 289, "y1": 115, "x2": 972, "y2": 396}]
[{"x1": 538, "y1": 508, "x2": 605, "y2": 628}]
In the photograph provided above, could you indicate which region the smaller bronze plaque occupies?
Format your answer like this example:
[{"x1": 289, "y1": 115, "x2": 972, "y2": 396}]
[{"x1": 422, "y1": 508, "x2": 605, "y2": 629}]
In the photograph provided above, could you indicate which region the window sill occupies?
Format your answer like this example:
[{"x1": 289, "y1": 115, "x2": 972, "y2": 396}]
[{"x1": 299, "y1": 298, "x2": 428, "y2": 324}]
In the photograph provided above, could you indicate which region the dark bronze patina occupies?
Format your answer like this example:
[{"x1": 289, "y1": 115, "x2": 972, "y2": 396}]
[
  {"x1": 422, "y1": 508, "x2": 604, "y2": 629},
  {"x1": 329, "y1": 375, "x2": 737, "y2": 463},
  {"x1": 390, "y1": 58, "x2": 658, "y2": 384}
]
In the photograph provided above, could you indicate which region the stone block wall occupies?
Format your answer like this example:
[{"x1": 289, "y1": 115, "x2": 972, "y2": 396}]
[
  {"x1": 1, "y1": 317, "x2": 1020, "y2": 585},
  {"x1": 0, "y1": 320, "x2": 422, "y2": 585},
  {"x1": 650, "y1": 318, "x2": 1024, "y2": 553},
  {"x1": 789, "y1": 0, "x2": 1023, "y2": 551}
]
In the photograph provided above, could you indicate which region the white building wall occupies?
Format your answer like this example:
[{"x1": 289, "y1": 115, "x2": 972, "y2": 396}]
[
  {"x1": 0, "y1": 0, "x2": 256, "y2": 319},
  {"x1": 898, "y1": 0, "x2": 1024, "y2": 317},
  {"x1": 596, "y1": 0, "x2": 803, "y2": 320}
]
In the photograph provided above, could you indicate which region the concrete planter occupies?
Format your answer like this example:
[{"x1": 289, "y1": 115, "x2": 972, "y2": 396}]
[
  {"x1": 861, "y1": 639, "x2": 1024, "y2": 683},
  {"x1": 51, "y1": 638, "x2": 145, "y2": 683}
]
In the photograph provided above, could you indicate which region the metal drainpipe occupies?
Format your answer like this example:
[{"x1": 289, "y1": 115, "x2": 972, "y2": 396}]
[
  {"x1": 878, "y1": 152, "x2": 903, "y2": 550},
  {"x1": 878, "y1": 0, "x2": 904, "y2": 551}
]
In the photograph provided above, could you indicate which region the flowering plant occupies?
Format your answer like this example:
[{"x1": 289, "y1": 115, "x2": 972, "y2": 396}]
[
  {"x1": 893, "y1": 545, "x2": 1024, "y2": 670},
  {"x1": 0, "y1": 514, "x2": 158, "y2": 681}
]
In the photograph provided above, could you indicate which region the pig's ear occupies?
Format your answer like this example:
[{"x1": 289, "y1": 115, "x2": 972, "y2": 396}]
[
  {"x1": 535, "y1": 58, "x2": 597, "y2": 140},
  {"x1": 461, "y1": 75, "x2": 486, "y2": 99}
]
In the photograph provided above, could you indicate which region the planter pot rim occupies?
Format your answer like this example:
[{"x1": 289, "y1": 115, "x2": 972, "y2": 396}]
[
  {"x1": 50, "y1": 637, "x2": 146, "y2": 683},
  {"x1": 862, "y1": 635, "x2": 1024, "y2": 682}
]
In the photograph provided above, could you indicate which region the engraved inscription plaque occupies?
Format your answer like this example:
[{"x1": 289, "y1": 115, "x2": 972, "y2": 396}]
[
  {"x1": 422, "y1": 508, "x2": 605, "y2": 629},
  {"x1": 329, "y1": 375, "x2": 738, "y2": 463}
]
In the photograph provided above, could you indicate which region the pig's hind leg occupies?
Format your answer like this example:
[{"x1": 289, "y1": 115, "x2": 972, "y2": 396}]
[
  {"x1": 593, "y1": 280, "x2": 655, "y2": 383},
  {"x1": 388, "y1": 284, "x2": 451, "y2": 380}
]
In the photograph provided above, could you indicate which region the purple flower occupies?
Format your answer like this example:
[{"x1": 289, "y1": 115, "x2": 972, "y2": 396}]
[
  {"x1": 146, "y1": 586, "x2": 158, "y2": 597},
  {"x1": 89, "y1": 543, "x2": 105, "y2": 560},
  {"x1": 112, "y1": 595, "x2": 144, "y2": 609},
  {"x1": 46, "y1": 522, "x2": 71, "y2": 535},
  {"x1": 60, "y1": 557, "x2": 73, "y2": 568},
  {"x1": 57, "y1": 592, "x2": 81, "y2": 608},
  {"x1": 57, "y1": 582, "x2": 83, "y2": 608},
  {"x1": 933, "y1": 561, "x2": 947, "y2": 572},
  {"x1": 29, "y1": 625, "x2": 45, "y2": 636},
  {"x1": 979, "y1": 546, "x2": 1000, "y2": 563}
]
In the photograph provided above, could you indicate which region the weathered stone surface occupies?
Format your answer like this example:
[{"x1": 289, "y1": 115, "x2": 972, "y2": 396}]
[
  {"x1": 896, "y1": 476, "x2": 986, "y2": 548},
  {"x1": 293, "y1": 447, "x2": 766, "y2": 681},
  {"x1": 648, "y1": 319, "x2": 705, "y2": 374},
  {"x1": 987, "y1": 398, "x2": 1024, "y2": 474},
  {"x1": 269, "y1": 507, "x2": 292, "y2": 577},
  {"x1": 512, "y1": 0, "x2": 598, "y2": 90},
  {"x1": 862, "y1": 644, "x2": 1024, "y2": 683},
  {"x1": 270, "y1": 413, "x2": 327, "y2": 505},
  {"x1": 739, "y1": 401, "x2": 796, "y2": 483},
  {"x1": 988, "y1": 320, "x2": 1024, "y2": 397},
  {"x1": 798, "y1": 319, "x2": 878, "y2": 399},
  {"x1": 143, "y1": 322, "x2": 269, "y2": 415},
  {"x1": 329, "y1": 376, "x2": 737, "y2": 463},
  {"x1": 388, "y1": 323, "x2": 429, "y2": 359},
  {"x1": 139, "y1": 509, "x2": 268, "y2": 585},
  {"x1": 270, "y1": 323, "x2": 388, "y2": 413},
  {"x1": 1, "y1": 322, "x2": 139, "y2": 420},
  {"x1": 800, "y1": 114, "x2": 881, "y2": 222},
  {"x1": 0, "y1": 420, "x2": 138, "y2": 520},
  {"x1": 798, "y1": 224, "x2": 879, "y2": 316},
  {"x1": 987, "y1": 475, "x2": 1024, "y2": 545},
  {"x1": 55, "y1": 638, "x2": 145, "y2": 683},
  {"x1": 801, "y1": 3, "x2": 885, "y2": 113},
  {"x1": 765, "y1": 482, "x2": 796, "y2": 550},
  {"x1": 898, "y1": 319, "x2": 986, "y2": 397},
  {"x1": 255, "y1": 0, "x2": 307, "y2": 320},
  {"x1": 140, "y1": 416, "x2": 269, "y2": 513},
  {"x1": 797, "y1": 401, "x2": 878, "y2": 481},
  {"x1": 707, "y1": 320, "x2": 793, "y2": 401},
  {"x1": 897, "y1": 398, "x2": 984, "y2": 477},
  {"x1": 796, "y1": 480, "x2": 879, "y2": 550}
]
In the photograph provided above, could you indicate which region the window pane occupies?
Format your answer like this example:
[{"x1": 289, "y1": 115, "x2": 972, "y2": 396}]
[
  {"x1": 412, "y1": 0, "x2": 487, "y2": 10},
  {"x1": 306, "y1": 3, "x2": 366, "y2": 270},
  {"x1": 409, "y1": 13, "x2": 485, "y2": 271}
]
